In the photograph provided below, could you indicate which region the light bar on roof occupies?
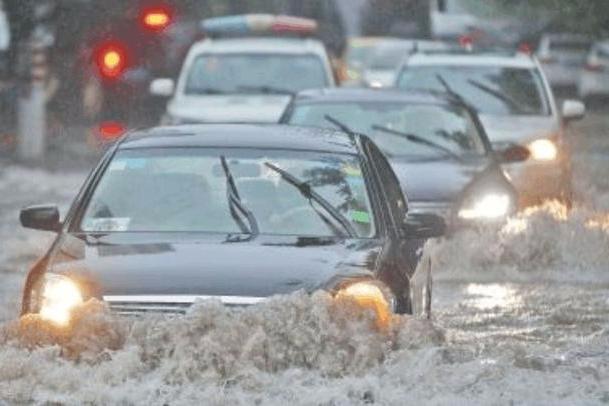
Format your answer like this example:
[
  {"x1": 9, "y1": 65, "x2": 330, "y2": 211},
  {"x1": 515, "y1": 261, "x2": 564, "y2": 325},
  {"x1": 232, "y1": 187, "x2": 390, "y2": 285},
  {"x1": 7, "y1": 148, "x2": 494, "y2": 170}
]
[{"x1": 201, "y1": 14, "x2": 318, "y2": 37}]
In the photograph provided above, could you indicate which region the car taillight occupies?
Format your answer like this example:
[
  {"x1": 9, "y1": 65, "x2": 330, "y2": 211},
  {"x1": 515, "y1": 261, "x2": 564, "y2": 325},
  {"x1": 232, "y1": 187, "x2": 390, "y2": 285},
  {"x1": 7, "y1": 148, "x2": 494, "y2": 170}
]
[
  {"x1": 518, "y1": 42, "x2": 532, "y2": 55},
  {"x1": 97, "y1": 121, "x2": 126, "y2": 141},
  {"x1": 458, "y1": 35, "x2": 474, "y2": 51},
  {"x1": 95, "y1": 42, "x2": 128, "y2": 79},
  {"x1": 140, "y1": 6, "x2": 172, "y2": 32}
]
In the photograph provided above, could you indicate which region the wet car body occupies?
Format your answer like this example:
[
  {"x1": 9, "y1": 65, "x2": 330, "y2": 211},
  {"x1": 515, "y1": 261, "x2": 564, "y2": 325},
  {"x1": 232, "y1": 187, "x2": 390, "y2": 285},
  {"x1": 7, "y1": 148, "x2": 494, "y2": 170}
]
[
  {"x1": 280, "y1": 88, "x2": 519, "y2": 228},
  {"x1": 20, "y1": 125, "x2": 444, "y2": 322}
]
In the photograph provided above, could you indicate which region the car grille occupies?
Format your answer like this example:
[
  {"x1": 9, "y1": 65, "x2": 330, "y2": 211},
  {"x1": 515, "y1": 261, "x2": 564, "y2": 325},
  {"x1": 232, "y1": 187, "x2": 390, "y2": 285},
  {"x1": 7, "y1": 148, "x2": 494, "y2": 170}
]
[{"x1": 103, "y1": 295, "x2": 266, "y2": 316}]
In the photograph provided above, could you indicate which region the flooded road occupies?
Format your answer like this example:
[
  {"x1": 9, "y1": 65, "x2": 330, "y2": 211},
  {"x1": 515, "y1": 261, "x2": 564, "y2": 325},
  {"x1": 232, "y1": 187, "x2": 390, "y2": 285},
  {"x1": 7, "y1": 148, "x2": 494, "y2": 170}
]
[{"x1": 0, "y1": 114, "x2": 608, "y2": 405}]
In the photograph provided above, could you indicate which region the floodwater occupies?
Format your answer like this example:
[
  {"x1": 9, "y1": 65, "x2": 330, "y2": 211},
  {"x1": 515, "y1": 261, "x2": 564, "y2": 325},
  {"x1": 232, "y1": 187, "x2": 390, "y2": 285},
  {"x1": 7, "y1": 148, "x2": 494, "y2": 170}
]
[{"x1": 0, "y1": 114, "x2": 608, "y2": 405}]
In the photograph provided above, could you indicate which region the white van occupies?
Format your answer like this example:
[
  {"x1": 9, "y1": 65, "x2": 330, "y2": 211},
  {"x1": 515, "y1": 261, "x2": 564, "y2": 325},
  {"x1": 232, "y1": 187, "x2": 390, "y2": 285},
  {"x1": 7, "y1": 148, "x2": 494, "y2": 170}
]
[{"x1": 151, "y1": 15, "x2": 335, "y2": 125}]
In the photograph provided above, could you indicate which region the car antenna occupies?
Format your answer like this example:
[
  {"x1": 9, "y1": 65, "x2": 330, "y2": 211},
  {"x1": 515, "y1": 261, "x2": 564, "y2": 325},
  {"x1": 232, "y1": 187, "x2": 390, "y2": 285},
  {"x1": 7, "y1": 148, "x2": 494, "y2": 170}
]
[{"x1": 324, "y1": 114, "x2": 355, "y2": 136}]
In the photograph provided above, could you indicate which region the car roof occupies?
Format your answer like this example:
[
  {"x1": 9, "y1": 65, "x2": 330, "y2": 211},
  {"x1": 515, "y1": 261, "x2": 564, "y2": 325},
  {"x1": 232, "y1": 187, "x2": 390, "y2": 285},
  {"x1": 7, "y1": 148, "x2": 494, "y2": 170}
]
[
  {"x1": 542, "y1": 33, "x2": 590, "y2": 42},
  {"x1": 120, "y1": 124, "x2": 357, "y2": 154},
  {"x1": 404, "y1": 51, "x2": 537, "y2": 69},
  {"x1": 188, "y1": 37, "x2": 327, "y2": 55},
  {"x1": 293, "y1": 88, "x2": 457, "y2": 106}
]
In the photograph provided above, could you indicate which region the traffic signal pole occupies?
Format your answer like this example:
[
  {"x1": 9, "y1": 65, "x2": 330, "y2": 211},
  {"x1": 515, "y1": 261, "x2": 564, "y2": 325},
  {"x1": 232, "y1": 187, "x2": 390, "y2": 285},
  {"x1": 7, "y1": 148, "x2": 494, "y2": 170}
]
[{"x1": 17, "y1": 39, "x2": 47, "y2": 163}]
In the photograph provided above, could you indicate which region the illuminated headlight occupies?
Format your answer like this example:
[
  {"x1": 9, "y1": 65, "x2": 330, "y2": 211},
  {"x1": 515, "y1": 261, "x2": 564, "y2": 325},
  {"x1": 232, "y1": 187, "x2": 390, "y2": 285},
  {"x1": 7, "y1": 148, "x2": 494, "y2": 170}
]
[
  {"x1": 336, "y1": 281, "x2": 394, "y2": 328},
  {"x1": 528, "y1": 139, "x2": 558, "y2": 161},
  {"x1": 34, "y1": 273, "x2": 83, "y2": 326},
  {"x1": 458, "y1": 193, "x2": 512, "y2": 220}
]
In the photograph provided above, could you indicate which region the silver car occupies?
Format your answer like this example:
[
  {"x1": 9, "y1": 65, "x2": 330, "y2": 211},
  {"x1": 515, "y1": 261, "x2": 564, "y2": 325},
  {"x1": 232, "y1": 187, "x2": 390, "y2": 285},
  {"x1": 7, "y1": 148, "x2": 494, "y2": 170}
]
[
  {"x1": 537, "y1": 33, "x2": 591, "y2": 91},
  {"x1": 396, "y1": 49, "x2": 585, "y2": 207},
  {"x1": 577, "y1": 40, "x2": 609, "y2": 101}
]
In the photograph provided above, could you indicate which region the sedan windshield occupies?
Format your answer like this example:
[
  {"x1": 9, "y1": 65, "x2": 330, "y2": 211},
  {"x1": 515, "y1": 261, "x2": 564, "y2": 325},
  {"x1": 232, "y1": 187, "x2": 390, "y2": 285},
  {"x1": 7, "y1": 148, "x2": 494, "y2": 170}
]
[
  {"x1": 185, "y1": 53, "x2": 328, "y2": 95},
  {"x1": 287, "y1": 102, "x2": 486, "y2": 158},
  {"x1": 396, "y1": 66, "x2": 550, "y2": 116},
  {"x1": 80, "y1": 148, "x2": 374, "y2": 237}
]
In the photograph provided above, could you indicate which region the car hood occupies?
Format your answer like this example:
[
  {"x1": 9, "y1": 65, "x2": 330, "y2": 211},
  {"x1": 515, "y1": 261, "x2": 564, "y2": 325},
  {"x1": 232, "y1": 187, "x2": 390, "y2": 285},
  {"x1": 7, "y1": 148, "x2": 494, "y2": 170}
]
[
  {"x1": 389, "y1": 156, "x2": 492, "y2": 203},
  {"x1": 168, "y1": 94, "x2": 292, "y2": 124},
  {"x1": 48, "y1": 233, "x2": 380, "y2": 298},
  {"x1": 478, "y1": 114, "x2": 560, "y2": 144}
]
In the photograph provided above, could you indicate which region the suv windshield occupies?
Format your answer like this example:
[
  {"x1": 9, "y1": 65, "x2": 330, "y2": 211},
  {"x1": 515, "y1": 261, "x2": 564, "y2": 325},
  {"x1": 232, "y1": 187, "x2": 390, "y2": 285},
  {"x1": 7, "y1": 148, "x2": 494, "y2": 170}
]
[
  {"x1": 80, "y1": 148, "x2": 374, "y2": 237},
  {"x1": 368, "y1": 42, "x2": 412, "y2": 69},
  {"x1": 185, "y1": 53, "x2": 328, "y2": 95},
  {"x1": 287, "y1": 102, "x2": 486, "y2": 158},
  {"x1": 397, "y1": 66, "x2": 550, "y2": 116}
]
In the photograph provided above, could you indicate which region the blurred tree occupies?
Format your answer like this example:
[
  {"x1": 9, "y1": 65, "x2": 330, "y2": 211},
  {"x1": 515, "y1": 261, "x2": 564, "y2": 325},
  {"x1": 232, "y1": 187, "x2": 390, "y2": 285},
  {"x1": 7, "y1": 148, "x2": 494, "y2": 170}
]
[
  {"x1": 4, "y1": 0, "x2": 34, "y2": 76},
  {"x1": 496, "y1": 0, "x2": 609, "y2": 37},
  {"x1": 361, "y1": 0, "x2": 430, "y2": 38}
]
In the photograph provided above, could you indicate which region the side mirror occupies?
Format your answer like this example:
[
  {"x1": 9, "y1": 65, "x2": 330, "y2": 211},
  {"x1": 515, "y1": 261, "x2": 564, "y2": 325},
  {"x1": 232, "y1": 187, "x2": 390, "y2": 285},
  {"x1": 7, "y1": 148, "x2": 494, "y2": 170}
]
[
  {"x1": 20, "y1": 205, "x2": 61, "y2": 232},
  {"x1": 561, "y1": 99, "x2": 585, "y2": 122},
  {"x1": 497, "y1": 144, "x2": 530, "y2": 163},
  {"x1": 402, "y1": 212, "x2": 446, "y2": 239},
  {"x1": 149, "y1": 78, "x2": 175, "y2": 97}
]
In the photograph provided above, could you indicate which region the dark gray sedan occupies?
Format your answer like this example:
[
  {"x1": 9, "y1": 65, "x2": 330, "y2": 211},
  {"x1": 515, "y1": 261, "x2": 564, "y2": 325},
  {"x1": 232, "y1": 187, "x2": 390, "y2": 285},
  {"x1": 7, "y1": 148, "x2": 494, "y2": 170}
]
[
  {"x1": 281, "y1": 88, "x2": 529, "y2": 227},
  {"x1": 19, "y1": 124, "x2": 444, "y2": 328}
]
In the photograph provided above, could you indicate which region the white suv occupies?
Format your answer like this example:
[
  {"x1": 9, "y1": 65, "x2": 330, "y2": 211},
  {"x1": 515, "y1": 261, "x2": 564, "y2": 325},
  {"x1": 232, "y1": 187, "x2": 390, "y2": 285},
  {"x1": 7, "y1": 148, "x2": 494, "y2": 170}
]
[
  {"x1": 151, "y1": 15, "x2": 335, "y2": 124},
  {"x1": 395, "y1": 50, "x2": 585, "y2": 206}
]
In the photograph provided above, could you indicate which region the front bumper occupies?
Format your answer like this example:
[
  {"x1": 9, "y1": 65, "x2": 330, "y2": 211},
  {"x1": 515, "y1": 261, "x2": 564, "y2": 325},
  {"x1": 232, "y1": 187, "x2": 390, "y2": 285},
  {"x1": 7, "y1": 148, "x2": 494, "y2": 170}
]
[
  {"x1": 502, "y1": 158, "x2": 569, "y2": 206},
  {"x1": 409, "y1": 199, "x2": 518, "y2": 233},
  {"x1": 409, "y1": 201, "x2": 456, "y2": 232}
]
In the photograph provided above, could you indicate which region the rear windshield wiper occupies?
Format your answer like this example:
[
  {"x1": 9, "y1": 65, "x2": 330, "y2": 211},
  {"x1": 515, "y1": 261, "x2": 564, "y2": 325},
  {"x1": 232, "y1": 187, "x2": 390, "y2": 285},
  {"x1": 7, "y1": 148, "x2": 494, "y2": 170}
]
[
  {"x1": 263, "y1": 162, "x2": 357, "y2": 238},
  {"x1": 237, "y1": 85, "x2": 295, "y2": 95},
  {"x1": 371, "y1": 124, "x2": 463, "y2": 161},
  {"x1": 186, "y1": 87, "x2": 228, "y2": 95},
  {"x1": 324, "y1": 114, "x2": 355, "y2": 135},
  {"x1": 435, "y1": 74, "x2": 470, "y2": 106},
  {"x1": 220, "y1": 156, "x2": 259, "y2": 239},
  {"x1": 466, "y1": 79, "x2": 532, "y2": 114}
]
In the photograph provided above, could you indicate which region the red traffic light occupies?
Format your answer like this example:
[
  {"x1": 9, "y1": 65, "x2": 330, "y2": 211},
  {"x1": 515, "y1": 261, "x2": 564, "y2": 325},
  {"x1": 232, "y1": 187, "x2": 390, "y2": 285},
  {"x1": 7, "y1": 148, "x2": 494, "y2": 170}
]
[
  {"x1": 140, "y1": 6, "x2": 172, "y2": 32},
  {"x1": 95, "y1": 41, "x2": 128, "y2": 79}
]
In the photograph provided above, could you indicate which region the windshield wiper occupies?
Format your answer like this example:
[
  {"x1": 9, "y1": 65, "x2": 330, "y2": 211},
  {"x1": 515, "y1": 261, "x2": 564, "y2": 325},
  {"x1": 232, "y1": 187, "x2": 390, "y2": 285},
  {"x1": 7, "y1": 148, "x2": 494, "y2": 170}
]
[
  {"x1": 435, "y1": 74, "x2": 473, "y2": 109},
  {"x1": 186, "y1": 87, "x2": 227, "y2": 95},
  {"x1": 466, "y1": 79, "x2": 532, "y2": 114},
  {"x1": 220, "y1": 156, "x2": 259, "y2": 239},
  {"x1": 237, "y1": 85, "x2": 294, "y2": 95},
  {"x1": 324, "y1": 114, "x2": 355, "y2": 135},
  {"x1": 263, "y1": 162, "x2": 357, "y2": 238},
  {"x1": 371, "y1": 124, "x2": 462, "y2": 161}
]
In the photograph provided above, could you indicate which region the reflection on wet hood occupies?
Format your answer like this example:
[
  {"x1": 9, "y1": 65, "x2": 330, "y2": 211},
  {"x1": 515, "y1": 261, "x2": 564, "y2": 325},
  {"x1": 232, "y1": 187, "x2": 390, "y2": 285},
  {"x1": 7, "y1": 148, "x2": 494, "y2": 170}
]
[
  {"x1": 48, "y1": 233, "x2": 380, "y2": 297},
  {"x1": 478, "y1": 114, "x2": 560, "y2": 143}
]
